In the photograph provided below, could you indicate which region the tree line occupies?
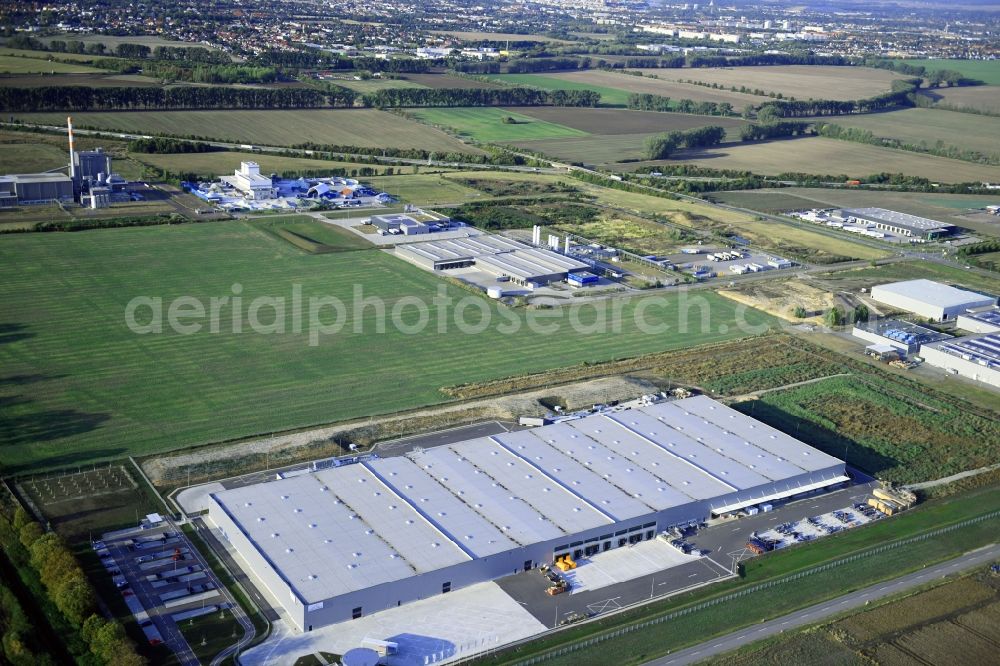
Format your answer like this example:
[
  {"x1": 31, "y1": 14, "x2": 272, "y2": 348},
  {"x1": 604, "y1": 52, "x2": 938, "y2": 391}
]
[
  {"x1": 0, "y1": 503, "x2": 144, "y2": 665},
  {"x1": 0, "y1": 84, "x2": 600, "y2": 111},
  {"x1": 364, "y1": 87, "x2": 600, "y2": 108},
  {"x1": 645, "y1": 126, "x2": 727, "y2": 159},
  {"x1": 863, "y1": 58, "x2": 981, "y2": 87},
  {"x1": 627, "y1": 93, "x2": 734, "y2": 116},
  {"x1": 128, "y1": 138, "x2": 222, "y2": 153},
  {"x1": 752, "y1": 84, "x2": 918, "y2": 118},
  {"x1": 816, "y1": 122, "x2": 1000, "y2": 166},
  {"x1": 739, "y1": 121, "x2": 812, "y2": 141}
]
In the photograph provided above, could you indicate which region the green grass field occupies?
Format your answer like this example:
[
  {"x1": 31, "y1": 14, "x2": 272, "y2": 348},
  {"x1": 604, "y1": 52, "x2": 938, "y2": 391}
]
[
  {"x1": 908, "y1": 59, "x2": 1000, "y2": 85},
  {"x1": 408, "y1": 107, "x2": 588, "y2": 142},
  {"x1": 248, "y1": 215, "x2": 374, "y2": 251},
  {"x1": 0, "y1": 54, "x2": 105, "y2": 74},
  {"x1": 0, "y1": 142, "x2": 72, "y2": 174},
  {"x1": 485, "y1": 73, "x2": 633, "y2": 106},
  {"x1": 15, "y1": 109, "x2": 480, "y2": 153},
  {"x1": 0, "y1": 222, "x2": 775, "y2": 472}
]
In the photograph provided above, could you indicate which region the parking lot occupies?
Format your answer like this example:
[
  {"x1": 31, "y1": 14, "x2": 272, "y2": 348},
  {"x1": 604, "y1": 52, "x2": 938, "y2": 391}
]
[{"x1": 94, "y1": 517, "x2": 242, "y2": 665}]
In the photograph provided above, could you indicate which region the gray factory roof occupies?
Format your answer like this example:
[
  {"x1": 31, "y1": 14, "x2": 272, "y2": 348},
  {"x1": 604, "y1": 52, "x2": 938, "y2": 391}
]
[
  {"x1": 210, "y1": 396, "x2": 843, "y2": 604},
  {"x1": 963, "y1": 308, "x2": 1000, "y2": 327},
  {"x1": 0, "y1": 172, "x2": 72, "y2": 184},
  {"x1": 924, "y1": 332, "x2": 1000, "y2": 369},
  {"x1": 871, "y1": 280, "x2": 994, "y2": 309},
  {"x1": 397, "y1": 234, "x2": 589, "y2": 279},
  {"x1": 844, "y1": 208, "x2": 953, "y2": 232}
]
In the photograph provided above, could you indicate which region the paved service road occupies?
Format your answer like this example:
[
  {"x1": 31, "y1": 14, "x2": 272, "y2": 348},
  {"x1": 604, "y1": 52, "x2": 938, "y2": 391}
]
[{"x1": 645, "y1": 542, "x2": 1000, "y2": 666}]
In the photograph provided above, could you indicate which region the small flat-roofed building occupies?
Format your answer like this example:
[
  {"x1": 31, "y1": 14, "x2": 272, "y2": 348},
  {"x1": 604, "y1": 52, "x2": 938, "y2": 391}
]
[
  {"x1": 870, "y1": 279, "x2": 995, "y2": 321},
  {"x1": 221, "y1": 162, "x2": 275, "y2": 201},
  {"x1": 920, "y1": 333, "x2": 1000, "y2": 389},
  {"x1": 852, "y1": 318, "x2": 951, "y2": 355},
  {"x1": 842, "y1": 208, "x2": 954, "y2": 239},
  {"x1": 865, "y1": 343, "x2": 900, "y2": 361},
  {"x1": 957, "y1": 308, "x2": 1000, "y2": 334},
  {"x1": 207, "y1": 396, "x2": 847, "y2": 632},
  {"x1": 0, "y1": 173, "x2": 74, "y2": 205}
]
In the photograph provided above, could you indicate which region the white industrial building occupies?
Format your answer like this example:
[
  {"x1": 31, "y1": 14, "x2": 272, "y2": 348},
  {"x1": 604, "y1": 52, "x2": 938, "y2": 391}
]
[
  {"x1": 956, "y1": 308, "x2": 1000, "y2": 334},
  {"x1": 207, "y1": 396, "x2": 847, "y2": 632},
  {"x1": 920, "y1": 333, "x2": 1000, "y2": 389},
  {"x1": 395, "y1": 234, "x2": 591, "y2": 287},
  {"x1": 852, "y1": 318, "x2": 951, "y2": 355},
  {"x1": 221, "y1": 162, "x2": 276, "y2": 201},
  {"x1": 842, "y1": 208, "x2": 954, "y2": 240},
  {"x1": 870, "y1": 279, "x2": 996, "y2": 322}
]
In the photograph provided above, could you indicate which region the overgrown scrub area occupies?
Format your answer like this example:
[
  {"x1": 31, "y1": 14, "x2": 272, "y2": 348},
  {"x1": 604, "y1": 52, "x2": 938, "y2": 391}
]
[
  {"x1": 445, "y1": 336, "x2": 845, "y2": 400},
  {"x1": 455, "y1": 178, "x2": 578, "y2": 197},
  {"x1": 734, "y1": 374, "x2": 1000, "y2": 484},
  {"x1": 451, "y1": 199, "x2": 600, "y2": 230}
]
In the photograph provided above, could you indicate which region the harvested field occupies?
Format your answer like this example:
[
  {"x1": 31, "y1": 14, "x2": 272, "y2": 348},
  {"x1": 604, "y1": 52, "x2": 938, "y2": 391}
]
[
  {"x1": 511, "y1": 106, "x2": 746, "y2": 135},
  {"x1": 15, "y1": 109, "x2": 481, "y2": 153},
  {"x1": 534, "y1": 70, "x2": 771, "y2": 110},
  {"x1": 663, "y1": 136, "x2": 1000, "y2": 183},
  {"x1": 404, "y1": 73, "x2": 505, "y2": 89},
  {"x1": 896, "y1": 621, "x2": 996, "y2": 665},
  {"x1": 408, "y1": 107, "x2": 587, "y2": 141},
  {"x1": 813, "y1": 108, "x2": 1000, "y2": 158},
  {"x1": 641, "y1": 65, "x2": 898, "y2": 101},
  {"x1": 955, "y1": 602, "x2": 1000, "y2": 642},
  {"x1": 43, "y1": 33, "x2": 229, "y2": 54},
  {"x1": 921, "y1": 85, "x2": 1000, "y2": 114},
  {"x1": 836, "y1": 577, "x2": 995, "y2": 643}
]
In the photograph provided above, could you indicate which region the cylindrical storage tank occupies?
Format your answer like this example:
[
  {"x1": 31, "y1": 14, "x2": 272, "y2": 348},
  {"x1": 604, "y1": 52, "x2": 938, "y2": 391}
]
[{"x1": 342, "y1": 647, "x2": 380, "y2": 666}]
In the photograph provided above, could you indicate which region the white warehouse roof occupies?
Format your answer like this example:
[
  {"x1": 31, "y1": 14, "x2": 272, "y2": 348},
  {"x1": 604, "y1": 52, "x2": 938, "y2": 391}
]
[
  {"x1": 871, "y1": 279, "x2": 994, "y2": 311},
  {"x1": 210, "y1": 396, "x2": 844, "y2": 606}
]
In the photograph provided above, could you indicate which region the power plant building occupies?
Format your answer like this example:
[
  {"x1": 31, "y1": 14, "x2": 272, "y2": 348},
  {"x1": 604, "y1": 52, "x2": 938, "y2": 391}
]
[
  {"x1": 221, "y1": 162, "x2": 276, "y2": 201},
  {"x1": 207, "y1": 396, "x2": 847, "y2": 632},
  {"x1": 0, "y1": 173, "x2": 74, "y2": 206},
  {"x1": 870, "y1": 279, "x2": 996, "y2": 321}
]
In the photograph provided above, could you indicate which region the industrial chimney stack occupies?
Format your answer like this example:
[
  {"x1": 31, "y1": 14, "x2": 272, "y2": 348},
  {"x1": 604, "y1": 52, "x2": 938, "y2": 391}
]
[{"x1": 67, "y1": 116, "x2": 76, "y2": 181}]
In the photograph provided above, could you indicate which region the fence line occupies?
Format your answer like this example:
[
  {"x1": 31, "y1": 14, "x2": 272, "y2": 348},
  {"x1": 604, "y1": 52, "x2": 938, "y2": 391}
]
[{"x1": 458, "y1": 510, "x2": 999, "y2": 666}]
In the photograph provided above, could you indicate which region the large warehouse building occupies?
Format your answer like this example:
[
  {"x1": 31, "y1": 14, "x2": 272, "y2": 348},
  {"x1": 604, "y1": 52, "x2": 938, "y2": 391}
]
[
  {"x1": 396, "y1": 235, "x2": 591, "y2": 287},
  {"x1": 842, "y1": 208, "x2": 954, "y2": 240},
  {"x1": 920, "y1": 333, "x2": 1000, "y2": 388},
  {"x1": 870, "y1": 279, "x2": 996, "y2": 321},
  {"x1": 0, "y1": 173, "x2": 74, "y2": 206},
  {"x1": 208, "y1": 396, "x2": 847, "y2": 632}
]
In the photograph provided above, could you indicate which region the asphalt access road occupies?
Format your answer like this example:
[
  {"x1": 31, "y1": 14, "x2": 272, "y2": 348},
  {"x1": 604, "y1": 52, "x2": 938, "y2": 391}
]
[{"x1": 645, "y1": 542, "x2": 1000, "y2": 666}]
